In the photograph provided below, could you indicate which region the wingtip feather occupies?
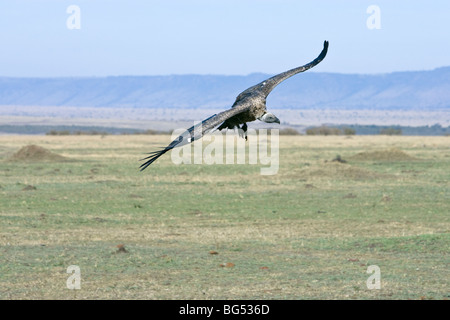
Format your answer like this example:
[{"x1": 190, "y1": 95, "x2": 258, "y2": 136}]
[
  {"x1": 320, "y1": 40, "x2": 329, "y2": 59},
  {"x1": 139, "y1": 148, "x2": 171, "y2": 171}
]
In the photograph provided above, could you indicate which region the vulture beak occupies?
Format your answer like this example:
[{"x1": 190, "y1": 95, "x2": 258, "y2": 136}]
[{"x1": 259, "y1": 112, "x2": 280, "y2": 124}]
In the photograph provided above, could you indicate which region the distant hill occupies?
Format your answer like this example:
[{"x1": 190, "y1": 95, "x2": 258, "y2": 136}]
[{"x1": 0, "y1": 67, "x2": 449, "y2": 110}]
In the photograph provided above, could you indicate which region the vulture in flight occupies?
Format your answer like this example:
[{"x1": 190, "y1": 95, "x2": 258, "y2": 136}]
[{"x1": 140, "y1": 40, "x2": 329, "y2": 171}]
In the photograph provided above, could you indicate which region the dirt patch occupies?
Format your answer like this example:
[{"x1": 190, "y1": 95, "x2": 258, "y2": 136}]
[
  {"x1": 331, "y1": 155, "x2": 347, "y2": 163},
  {"x1": 22, "y1": 185, "x2": 37, "y2": 191},
  {"x1": 350, "y1": 148, "x2": 417, "y2": 161},
  {"x1": 298, "y1": 162, "x2": 388, "y2": 181},
  {"x1": 7, "y1": 145, "x2": 69, "y2": 162}
]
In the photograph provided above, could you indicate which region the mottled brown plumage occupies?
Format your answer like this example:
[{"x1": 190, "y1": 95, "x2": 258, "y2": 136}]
[{"x1": 140, "y1": 41, "x2": 329, "y2": 170}]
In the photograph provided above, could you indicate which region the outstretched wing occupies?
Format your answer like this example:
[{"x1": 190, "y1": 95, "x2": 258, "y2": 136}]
[
  {"x1": 139, "y1": 103, "x2": 251, "y2": 171},
  {"x1": 237, "y1": 40, "x2": 329, "y2": 100}
]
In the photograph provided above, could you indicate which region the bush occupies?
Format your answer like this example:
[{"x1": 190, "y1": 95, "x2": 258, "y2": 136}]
[
  {"x1": 343, "y1": 127, "x2": 356, "y2": 135},
  {"x1": 46, "y1": 130, "x2": 71, "y2": 135},
  {"x1": 306, "y1": 126, "x2": 342, "y2": 136},
  {"x1": 379, "y1": 128, "x2": 402, "y2": 135},
  {"x1": 278, "y1": 128, "x2": 301, "y2": 135}
]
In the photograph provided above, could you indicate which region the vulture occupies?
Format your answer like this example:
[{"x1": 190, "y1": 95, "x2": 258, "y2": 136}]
[{"x1": 140, "y1": 40, "x2": 329, "y2": 171}]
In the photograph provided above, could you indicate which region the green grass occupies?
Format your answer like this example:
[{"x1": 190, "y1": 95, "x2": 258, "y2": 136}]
[{"x1": 0, "y1": 135, "x2": 449, "y2": 299}]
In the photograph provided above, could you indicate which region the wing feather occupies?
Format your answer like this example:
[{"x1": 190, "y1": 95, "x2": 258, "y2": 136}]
[{"x1": 139, "y1": 103, "x2": 250, "y2": 170}]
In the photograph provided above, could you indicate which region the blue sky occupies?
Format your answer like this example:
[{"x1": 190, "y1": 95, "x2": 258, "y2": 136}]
[{"x1": 0, "y1": 0, "x2": 449, "y2": 77}]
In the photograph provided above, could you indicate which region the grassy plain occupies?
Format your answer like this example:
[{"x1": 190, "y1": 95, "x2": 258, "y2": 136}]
[{"x1": 0, "y1": 134, "x2": 448, "y2": 299}]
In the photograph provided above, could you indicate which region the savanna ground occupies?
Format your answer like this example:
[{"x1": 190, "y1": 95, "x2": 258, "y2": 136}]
[{"x1": 0, "y1": 134, "x2": 448, "y2": 299}]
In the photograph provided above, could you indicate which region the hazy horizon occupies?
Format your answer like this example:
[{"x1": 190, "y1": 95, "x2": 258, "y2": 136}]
[{"x1": 1, "y1": 65, "x2": 449, "y2": 79}]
